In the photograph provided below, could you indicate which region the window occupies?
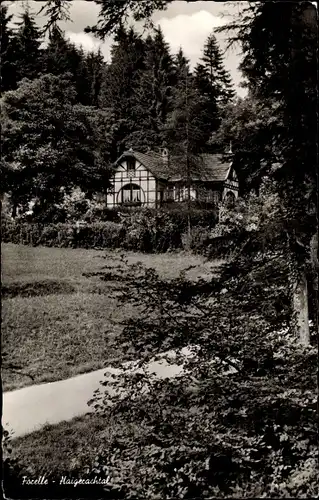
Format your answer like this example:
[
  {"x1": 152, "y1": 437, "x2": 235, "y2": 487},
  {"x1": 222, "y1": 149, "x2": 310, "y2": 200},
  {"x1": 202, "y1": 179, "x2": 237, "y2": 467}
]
[
  {"x1": 224, "y1": 191, "x2": 236, "y2": 207},
  {"x1": 127, "y1": 158, "x2": 136, "y2": 172},
  {"x1": 165, "y1": 187, "x2": 174, "y2": 201},
  {"x1": 118, "y1": 183, "x2": 144, "y2": 205},
  {"x1": 212, "y1": 191, "x2": 221, "y2": 204}
]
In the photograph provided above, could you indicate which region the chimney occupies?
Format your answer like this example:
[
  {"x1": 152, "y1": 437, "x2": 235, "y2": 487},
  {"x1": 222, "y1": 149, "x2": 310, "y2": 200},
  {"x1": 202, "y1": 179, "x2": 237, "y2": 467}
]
[
  {"x1": 161, "y1": 147, "x2": 169, "y2": 163},
  {"x1": 226, "y1": 142, "x2": 233, "y2": 155}
]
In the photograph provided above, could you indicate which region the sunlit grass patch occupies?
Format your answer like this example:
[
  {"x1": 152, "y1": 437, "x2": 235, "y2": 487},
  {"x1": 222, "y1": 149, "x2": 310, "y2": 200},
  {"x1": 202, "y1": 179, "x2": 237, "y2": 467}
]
[{"x1": 2, "y1": 243, "x2": 213, "y2": 390}]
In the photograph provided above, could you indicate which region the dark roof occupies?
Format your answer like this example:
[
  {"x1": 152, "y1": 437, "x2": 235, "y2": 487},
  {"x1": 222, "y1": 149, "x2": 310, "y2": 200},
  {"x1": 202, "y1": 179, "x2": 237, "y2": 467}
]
[
  {"x1": 116, "y1": 150, "x2": 232, "y2": 182},
  {"x1": 134, "y1": 151, "x2": 171, "y2": 179},
  {"x1": 170, "y1": 154, "x2": 232, "y2": 182}
]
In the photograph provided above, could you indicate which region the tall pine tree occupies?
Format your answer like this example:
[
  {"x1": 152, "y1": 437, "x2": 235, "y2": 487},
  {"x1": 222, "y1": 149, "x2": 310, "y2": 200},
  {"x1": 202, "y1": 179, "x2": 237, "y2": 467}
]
[
  {"x1": 42, "y1": 25, "x2": 71, "y2": 75},
  {"x1": 14, "y1": 7, "x2": 43, "y2": 83},
  {"x1": 68, "y1": 44, "x2": 91, "y2": 105},
  {"x1": 194, "y1": 61, "x2": 220, "y2": 144},
  {"x1": 147, "y1": 26, "x2": 175, "y2": 129},
  {"x1": 42, "y1": 26, "x2": 92, "y2": 105},
  {"x1": 200, "y1": 33, "x2": 235, "y2": 106},
  {"x1": 126, "y1": 26, "x2": 175, "y2": 150},
  {"x1": 0, "y1": 5, "x2": 19, "y2": 92},
  {"x1": 165, "y1": 48, "x2": 211, "y2": 227},
  {"x1": 98, "y1": 25, "x2": 146, "y2": 155},
  {"x1": 168, "y1": 48, "x2": 212, "y2": 152},
  {"x1": 86, "y1": 48, "x2": 105, "y2": 107}
]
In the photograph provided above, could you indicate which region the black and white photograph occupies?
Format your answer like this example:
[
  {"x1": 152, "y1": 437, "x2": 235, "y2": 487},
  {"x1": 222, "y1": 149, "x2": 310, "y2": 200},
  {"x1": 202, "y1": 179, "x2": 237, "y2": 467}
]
[{"x1": 1, "y1": 0, "x2": 318, "y2": 498}]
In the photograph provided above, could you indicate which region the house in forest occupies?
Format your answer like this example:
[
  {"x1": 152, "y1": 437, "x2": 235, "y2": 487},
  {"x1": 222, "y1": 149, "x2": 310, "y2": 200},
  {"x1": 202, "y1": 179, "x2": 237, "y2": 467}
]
[{"x1": 106, "y1": 148, "x2": 239, "y2": 208}]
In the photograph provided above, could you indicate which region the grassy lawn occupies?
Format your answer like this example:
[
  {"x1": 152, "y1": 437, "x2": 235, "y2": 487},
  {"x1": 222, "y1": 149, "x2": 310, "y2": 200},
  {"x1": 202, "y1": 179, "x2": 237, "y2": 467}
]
[
  {"x1": 7, "y1": 413, "x2": 111, "y2": 475},
  {"x1": 2, "y1": 243, "x2": 216, "y2": 391}
]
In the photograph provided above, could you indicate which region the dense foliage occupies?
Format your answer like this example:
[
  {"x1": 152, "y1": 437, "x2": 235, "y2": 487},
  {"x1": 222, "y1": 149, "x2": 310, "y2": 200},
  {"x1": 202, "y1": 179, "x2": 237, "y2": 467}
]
[
  {"x1": 1, "y1": 73, "x2": 114, "y2": 214},
  {"x1": 220, "y1": 2, "x2": 317, "y2": 212}
]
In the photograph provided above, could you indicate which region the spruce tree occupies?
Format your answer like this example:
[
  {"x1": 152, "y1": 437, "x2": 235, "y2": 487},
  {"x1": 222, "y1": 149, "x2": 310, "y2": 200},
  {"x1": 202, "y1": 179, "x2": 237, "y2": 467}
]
[
  {"x1": 42, "y1": 25, "x2": 72, "y2": 75},
  {"x1": 173, "y1": 47, "x2": 192, "y2": 85},
  {"x1": 149, "y1": 26, "x2": 175, "y2": 126},
  {"x1": 100, "y1": 25, "x2": 145, "y2": 112},
  {"x1": 169, "y1": 49, "x2": 212, "y2": 151},
  {"x1": 126, "y1": 26, "x2": 175, "y2": 150},
  {"x1": 166, "y1": 48, "x2": 211, "y2": 223},
  {"x1": 194, "y1": 61, "x2": 220, "y2": 140},
  {"x1": 14, "y1": 7, "x2": 43, "y2": 83},
  {"x1": 0, "y1": 5, "x2": 19, "y2": 92},
  {"x1": 42, "y1": 26, "x2": 91, "y2": 105},
  {"x1": 86, "y1": 48, "x2": 105, "y2": 107},
  {"x1": 168, "y1": 48, "x2": 211, "y2": 153},
  {"x1": 200, "y1": 33, "x2": 235, "y2": 106},
  {"x1": 98, "y1": 25, "x2": 146, "y2": 154},
  {"x1": 68, "y1": 44, "x2": 91, "y2": 105}
]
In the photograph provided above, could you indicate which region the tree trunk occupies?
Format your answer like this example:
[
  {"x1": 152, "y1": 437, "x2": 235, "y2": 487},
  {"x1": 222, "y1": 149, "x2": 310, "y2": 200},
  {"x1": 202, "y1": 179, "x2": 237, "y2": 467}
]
[
  {"x1": 187, "y1": 165, "x2": 191, "y2": 241},
  {"x1": 292, "y1": 270, "x2": 310, "y2": 345},
  {"x1": 12, "y1": 203, "x2": 17, "y2": 218},
  {"x1": 310, "y1": 232, "x2": 318, "y2": 281},
  {"x1": 185, "y1": 69, "x2": 191, "y2": 244},
  {"x1": 310, "y1": 232, "x2": 318, "y2": 337}
]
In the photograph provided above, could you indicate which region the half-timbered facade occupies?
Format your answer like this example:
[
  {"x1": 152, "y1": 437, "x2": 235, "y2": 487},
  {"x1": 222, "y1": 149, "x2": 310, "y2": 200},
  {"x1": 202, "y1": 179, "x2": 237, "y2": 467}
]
[{"x1": 106, "y1": 148, "x2": 239, "y2": 208}]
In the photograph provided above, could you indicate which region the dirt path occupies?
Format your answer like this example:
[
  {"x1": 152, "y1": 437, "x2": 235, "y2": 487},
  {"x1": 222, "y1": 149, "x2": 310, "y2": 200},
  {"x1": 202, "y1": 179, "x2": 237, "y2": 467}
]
[{"x1": 3, "y1": 356, "x2": 184, "y2": 439}]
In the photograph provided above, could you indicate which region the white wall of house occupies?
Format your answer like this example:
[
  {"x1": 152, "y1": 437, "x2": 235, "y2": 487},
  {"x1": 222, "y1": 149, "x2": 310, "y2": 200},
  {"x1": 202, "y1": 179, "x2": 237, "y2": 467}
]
[
  {"x1": 106, "y1": 159, "x2": 157, "y2": 208},
  {"x1": 222, "y1": 168, "x2": 239, "y2": 201},
  {"x1": 164, "y1": 184, "x2": 197, "y2": 202},
  {"x1": 222, "y1": 179, "x2": 239, "y2": 201}
]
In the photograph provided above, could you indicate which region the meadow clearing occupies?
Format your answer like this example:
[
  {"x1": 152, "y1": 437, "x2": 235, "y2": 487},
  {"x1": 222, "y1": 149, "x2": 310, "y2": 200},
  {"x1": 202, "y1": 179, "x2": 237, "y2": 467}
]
[{"x1": 2, "y1": 243, "x2": 216, "y2": 391}]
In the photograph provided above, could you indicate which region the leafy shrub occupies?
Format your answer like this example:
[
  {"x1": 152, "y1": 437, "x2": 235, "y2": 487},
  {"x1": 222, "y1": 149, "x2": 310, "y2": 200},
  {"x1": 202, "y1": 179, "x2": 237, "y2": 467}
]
[
  {"x1": 83, "y1": 206, "x2": 139, "y2": 223},
  {"x1": 118, "y1": 208, "x2": 218, "y2": 253},
  {"x1": 162, "y1": 202, "x2": 218, "y2": 229},
  {"x1": 188, "y1": 226, "x2": 212, "y2": 253},
  {"x1": 74, "y1": 185, "x2": 317, "y2": 498},
  {"x1": 119, "y1": 209, "x2": 182, "y2": 252},
  {"x1": 31, "y1": 204, "x2": 69, "y2": 223},
  {"x1": 83, "y1": 204, "x2": 218, "y2": 226}
]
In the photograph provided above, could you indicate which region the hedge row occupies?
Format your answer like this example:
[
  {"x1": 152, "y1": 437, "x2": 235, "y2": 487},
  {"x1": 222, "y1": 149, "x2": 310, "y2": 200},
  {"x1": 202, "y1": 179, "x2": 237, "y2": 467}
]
[
  {"x1": 1, "y1": 221, "x2": 122, "y2": 249},
  {"x1": 2, "y1": 208, "x2": 219, "y2": 253}
]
